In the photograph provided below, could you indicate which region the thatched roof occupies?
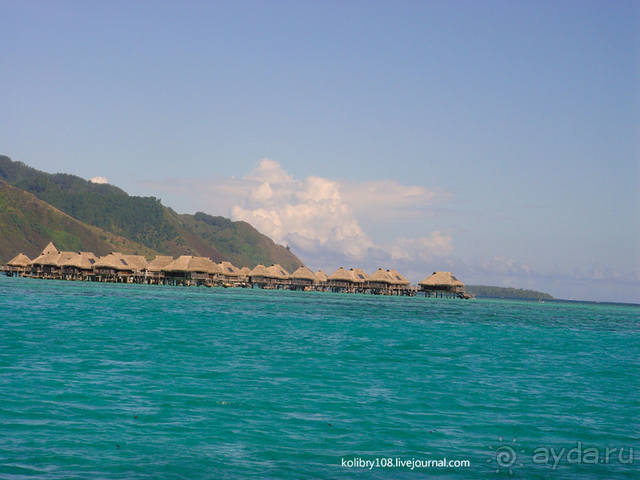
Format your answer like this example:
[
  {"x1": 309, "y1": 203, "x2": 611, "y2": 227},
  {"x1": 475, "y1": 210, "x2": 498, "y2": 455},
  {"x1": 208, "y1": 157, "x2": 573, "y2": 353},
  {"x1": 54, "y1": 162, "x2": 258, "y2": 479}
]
[
  {"x1": 266, "y1": 264, "x2": 290, "y2": 279},
  {"x1": 328, "y1": 267, "x2": 354, "y2": 282},
  {"x1": 291, "y1": 266, "x2": 315, "y2": 281},
  {"x1": 95, "y1": 252, "x2": 138, "y2": 271},
  {"x1": 58, "y1": 252, "x2": 98, "y2": 270},
  {"x1": 219, "y1": 261, "x2": 240, "y2": 276},
  {"x1": 122, "y1": 255, "x2": 147, "y2": 271},
  {"x1": 41, "y1": 242, "x2": 59, "y2": 256},
  {"x1": 147, "y1": 255, "x2": 174, "y2": 272},
  {"x1": 238, "y1": 266, "x2": 251, "y2": 275},
  {"x1": 419, "y1": 271, "x2": 464, "y2": 287},
  {"x1": 314, "y1": 269, "x2": 328, "y2": 283},
  {"x1": 351, "y1": 268, "x2": 368, "y2": 283},
  {"x1": 249, "y1": 264, "x2": 268, "y2": 277},
  {"x1": 7, "y1": 253, "x2": 31, "y2": 267},
  {"x1": 31, "y1": 251, "x2": 62, "y2": 266},
  {"x1": 368, "y1": 268, "x2": 393, "y2": 284},
  {"x1": 163, "y1": 256, "x2": 219, "y2": 273},
  {"x1": 387, "y1": 269, "x2": 410, "y2": 286}
]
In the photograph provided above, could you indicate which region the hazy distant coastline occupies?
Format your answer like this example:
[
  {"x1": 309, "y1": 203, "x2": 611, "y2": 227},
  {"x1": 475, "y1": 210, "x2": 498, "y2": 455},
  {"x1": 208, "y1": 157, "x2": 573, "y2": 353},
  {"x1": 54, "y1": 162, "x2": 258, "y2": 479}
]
[{"x1": 465, "y1": 285, "x2": 553, "y2": 300}]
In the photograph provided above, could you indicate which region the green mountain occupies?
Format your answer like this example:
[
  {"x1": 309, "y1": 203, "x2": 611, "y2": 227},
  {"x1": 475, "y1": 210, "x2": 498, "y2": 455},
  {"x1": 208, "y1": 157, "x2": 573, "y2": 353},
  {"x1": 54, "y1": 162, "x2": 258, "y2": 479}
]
[
  {"x1": 0, "y1": 180, "x2": 157, "y2": 261},
  {"x1": 0, "y1": 155, "x2": 303, "y2": 271},
  {"x1": 465, "y1": 285, "x2": 554, "y2": 300}
]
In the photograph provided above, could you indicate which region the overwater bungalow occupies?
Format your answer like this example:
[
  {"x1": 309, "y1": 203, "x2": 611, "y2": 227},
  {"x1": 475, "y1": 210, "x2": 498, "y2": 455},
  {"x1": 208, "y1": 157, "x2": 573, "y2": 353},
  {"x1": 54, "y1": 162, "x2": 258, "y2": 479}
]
[
  {"x1": 290, "y1": 266, "x2": 316, "y2": 291},
  {"x1": 366, "y1": 268, "x2": 394, "y2": 294},
  {"x1": 94, "y1": 252, "x2": 145, "y2": 283},
  {"x1": 238, "y1": 267, "x2": 251, "y2": 283},
  {"x1": 248, "y1": 264, "x2": 270, "y2": 288},
  {"x1": 2, "y1": 253, "x2": 31, "y2": 276},
  {"x1": 58, "y1": 252, "x2": 98, "y2": 281},
  {"x1": 4, "y1": 240, "x2": 468, "y2": 299},
  {"x1": 162, "y1": 256, "x2": 219, "y2": 286},
  {"x1": 387, "y1": 269, "x2": 413, "y2": 295},
  {"x1": 145, "y1": 255, "x2": 174, "y2": 284},
  {"x1": 29, "y1": 242, "x2": 62, "y2": 278},
  {"x1": 218, "y1": 261, "x2": 243, "y2": 286},
  {"x1": 418, "y1": 271, "x2": 466, "y2": 298},
  {"x1": 328, "y1": 267, "x2": 363, "y2": 293},
  {"x1": 314, "y1": 269, "x2": 328, "y2": 291},
  {"x1": 265, "y1": 264, "x2": 291, "y2": 289},
  {"x1": 352, "y1": 268, "x2": 368, "y2": 286},
  {"x1": 123, "y1": 255, "x2": 148, "y2": 274}
]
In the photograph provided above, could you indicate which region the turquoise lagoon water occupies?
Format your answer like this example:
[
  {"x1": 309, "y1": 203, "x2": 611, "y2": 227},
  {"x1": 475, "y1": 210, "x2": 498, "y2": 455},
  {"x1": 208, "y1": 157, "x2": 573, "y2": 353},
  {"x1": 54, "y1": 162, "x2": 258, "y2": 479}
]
[{"x1": 0, "y1": 276, "x2": 638, "y2": 479}]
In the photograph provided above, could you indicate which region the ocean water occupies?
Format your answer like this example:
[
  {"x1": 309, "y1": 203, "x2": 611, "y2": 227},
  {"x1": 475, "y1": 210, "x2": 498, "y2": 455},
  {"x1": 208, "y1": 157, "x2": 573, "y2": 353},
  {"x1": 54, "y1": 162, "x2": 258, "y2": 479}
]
[{"x1": 0, "y1": 276, "x2": 638, "y2": 479}]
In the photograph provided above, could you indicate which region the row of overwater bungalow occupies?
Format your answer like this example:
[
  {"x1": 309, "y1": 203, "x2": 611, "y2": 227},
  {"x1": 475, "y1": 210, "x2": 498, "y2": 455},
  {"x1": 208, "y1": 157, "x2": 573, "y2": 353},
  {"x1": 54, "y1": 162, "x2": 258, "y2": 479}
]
[{"x1": 2, "y1": 242, "x2": 471, "y2": 298}]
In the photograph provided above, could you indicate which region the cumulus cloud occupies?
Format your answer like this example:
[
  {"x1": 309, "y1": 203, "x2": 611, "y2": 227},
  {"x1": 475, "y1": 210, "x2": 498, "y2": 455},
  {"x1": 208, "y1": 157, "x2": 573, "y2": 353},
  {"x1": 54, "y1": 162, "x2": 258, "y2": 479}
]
[
  {"x1": 231, "y1": 159, "x2": 375, "y2": 259},
  {"x1": 141, "y1": 158, "x2": 455, "y2": 271},
  {"x1": 89, "y1": 176, "x2": 108, "y2": 184}
]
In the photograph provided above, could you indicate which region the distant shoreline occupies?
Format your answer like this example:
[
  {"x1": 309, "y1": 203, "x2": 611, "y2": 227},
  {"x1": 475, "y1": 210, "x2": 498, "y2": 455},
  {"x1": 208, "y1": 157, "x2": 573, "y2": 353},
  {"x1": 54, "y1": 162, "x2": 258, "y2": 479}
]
[{"x1": 465, "y1": 285, "x2": 553, "y2": 300}]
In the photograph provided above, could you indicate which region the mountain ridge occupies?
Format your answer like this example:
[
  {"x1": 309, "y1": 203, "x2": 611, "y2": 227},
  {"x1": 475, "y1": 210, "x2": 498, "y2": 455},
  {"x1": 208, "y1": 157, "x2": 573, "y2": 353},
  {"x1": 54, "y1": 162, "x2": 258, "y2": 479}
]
[
  {"x1": 0, "y1": 155, "x2": 303, "y2": 271},
  {"x1": 0, "y1": 179, "x2": 157, "y2": 261}
]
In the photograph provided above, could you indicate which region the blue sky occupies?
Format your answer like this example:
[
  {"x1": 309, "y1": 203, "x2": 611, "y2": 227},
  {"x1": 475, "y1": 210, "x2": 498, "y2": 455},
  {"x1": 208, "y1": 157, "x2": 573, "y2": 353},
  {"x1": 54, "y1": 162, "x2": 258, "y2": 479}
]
[{"x1": 2, "y1": 1, "x2": 638, "y2": 302}]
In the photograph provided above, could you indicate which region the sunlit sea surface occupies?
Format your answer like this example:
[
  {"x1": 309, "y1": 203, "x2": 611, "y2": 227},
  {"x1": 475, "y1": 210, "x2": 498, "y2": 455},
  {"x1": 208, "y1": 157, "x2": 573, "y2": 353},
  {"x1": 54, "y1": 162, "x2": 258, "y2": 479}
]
[{"x1": 1, "y1": 276, "x2": 638, "y2": 479}]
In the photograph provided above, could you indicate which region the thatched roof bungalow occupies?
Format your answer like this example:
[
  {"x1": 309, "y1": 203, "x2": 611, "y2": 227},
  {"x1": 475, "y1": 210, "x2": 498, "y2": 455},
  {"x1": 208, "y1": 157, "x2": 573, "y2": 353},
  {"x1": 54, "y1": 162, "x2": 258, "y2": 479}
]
[
  {"x1": 162, "y1": 256, "x2": 220, "y2": 285},
  {"x1": 7, "y1": 253, "x2": 31, "y2": 268},
  {"x1": 30, "y1": 242, "x2": 60, "y2": 266},
  {"x1": 248, "y1": 264, "x2": 269, "y2": 287},
  {"x1": 248, "y1": 264, "x2": 290, "y2": 288},
  {"x1": 290, "y1": 266, "x2": 315, "y2": 290},
  {"x1": 94, "y1": 253, "x2": 137, "y2": 272},
  {"x1": 367, "y1": 268, "x2": 412, "y2": 294},
  {"x1": 40, "y1": 241, "x2": 59, "y2": 256},
  {"x1": 58, "y1": 252, "x2": 98, "y2": 280},
  {"x1": 314, "y1": 269, "x2": 328, "y2": 283},
  {"x1": 219, "y1": 261, "x2": 240, "y2": 277},
  {"x1": 351, "y1": 268, "x2": 368, "y2": 283},
  {"x1": 94, "y1": 252, "x2": 146, "y2": 282},
  {"x1": 147, "y1": 255, "x2": 174, "y2": 272},
  {"x1": 58, "y1": 252, "x2": 97, "y2": 269},
  {"x1": 266, "y1": 264, "x2": 290, "y2": 280},
  {"x1": 29, "y1": 243, "x2": 63, "y2": 277},
  {"x1": 418, "y1": 271, "x2": 465, "y2": 295},
  {"x1": 249, "y1": 264, "x2": 268, "y2": 277},
  {"x1": 387, "y1": 269, "x2": 410, "y2": 286},
  {"x1": 122, "y1": 255, "x2": 148, "y2": 272},
  {"x1": 327, "y1": 267, "x2": 367, "y2": 292},
  {"x1": 163, "y1": 256, "x2": 219, "y2": 273},
  {"x1": 367, "y1": 268, "x2": 393, "y2": 287},
  {"x1": 218, "y1": 261, "x2": 244, "y2": 285},
  {"x1": 144, "y1": 255, "x2": 174, "y2": 284},
  {"x1": 328, "y1": 267, "x2": 353, "y2": 286},
  {"x1": 266, "y1": 264, "x2": 291, "y2": 287},
  {"x1": 2, "y1": 253, "x2": 32, "y2": 276}
]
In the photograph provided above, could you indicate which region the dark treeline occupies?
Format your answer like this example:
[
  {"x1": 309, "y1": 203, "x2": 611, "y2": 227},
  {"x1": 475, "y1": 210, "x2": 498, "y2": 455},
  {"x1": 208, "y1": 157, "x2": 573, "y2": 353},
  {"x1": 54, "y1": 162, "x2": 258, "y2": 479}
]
[{"x1": 466, "y1": 285, "x2": 553, "y2": 300}]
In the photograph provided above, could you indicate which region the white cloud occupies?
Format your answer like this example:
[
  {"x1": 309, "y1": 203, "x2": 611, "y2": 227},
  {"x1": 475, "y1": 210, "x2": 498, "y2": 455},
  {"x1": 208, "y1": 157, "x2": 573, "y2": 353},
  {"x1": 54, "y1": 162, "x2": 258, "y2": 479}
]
[
  {"x1": 231, "y1": 159, "x2": 375, "y2": 259},
  {"x1": 141, "y1": 158, "x2": 456, "y2": 271},
  {"x1": 390, "y1": 232, "x2": 454, "y2": 261},
  {"x1": 216, "y1": 158, "x2": 455, "y2": 265},
  {"x1": 89, "y1": 176, "x2": 108, "y2": 184}
]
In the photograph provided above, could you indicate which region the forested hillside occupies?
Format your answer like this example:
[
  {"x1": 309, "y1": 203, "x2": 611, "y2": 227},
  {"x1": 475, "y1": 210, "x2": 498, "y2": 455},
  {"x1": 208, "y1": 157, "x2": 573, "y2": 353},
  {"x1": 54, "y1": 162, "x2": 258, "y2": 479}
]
[
  {"x1": 0, "y1": 180, "x2": 156, "y2": 261},
  {"x1": 465, "y1": 285, "x2": 554, "y2": 300},
  {"x1": 0, "y1": 155, "x2": 303, "y2": 271}
]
